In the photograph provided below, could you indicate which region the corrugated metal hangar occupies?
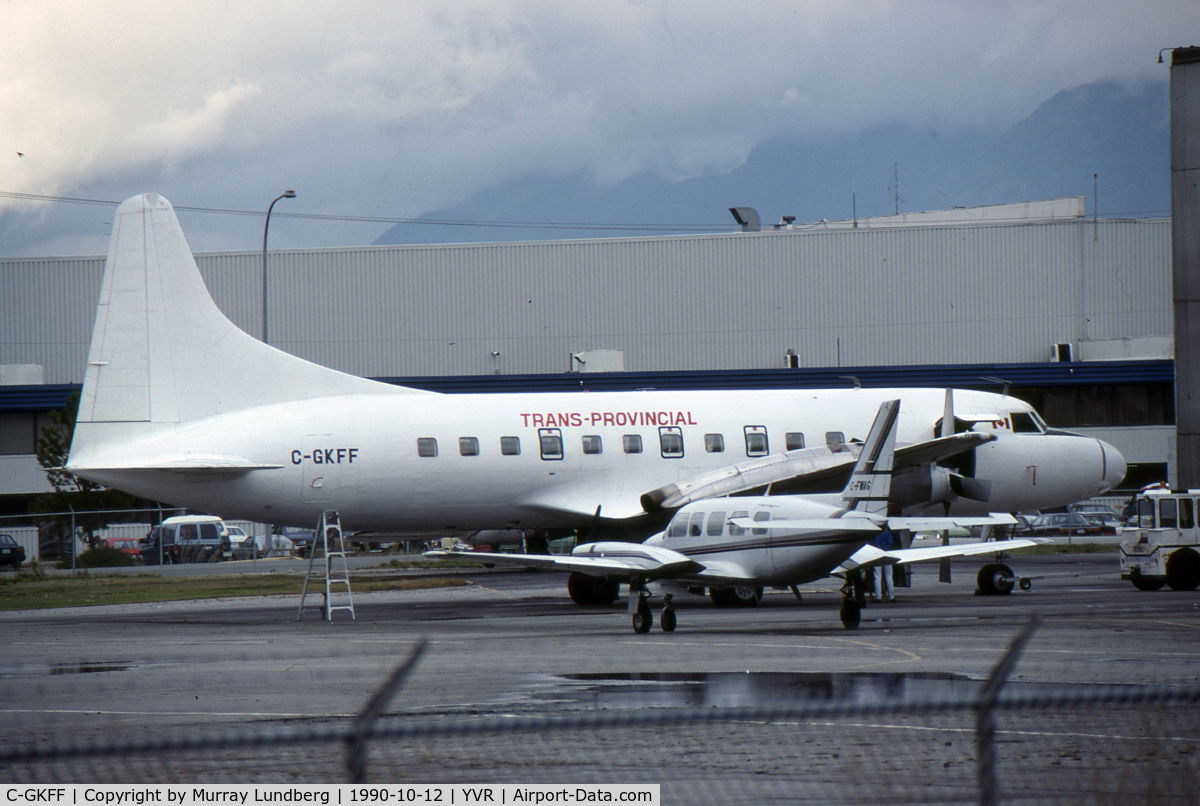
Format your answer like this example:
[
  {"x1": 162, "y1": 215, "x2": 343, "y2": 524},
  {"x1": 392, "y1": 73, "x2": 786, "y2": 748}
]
[{"x1": 0, "y1": 198, "x2": 1176, "y2": 504}]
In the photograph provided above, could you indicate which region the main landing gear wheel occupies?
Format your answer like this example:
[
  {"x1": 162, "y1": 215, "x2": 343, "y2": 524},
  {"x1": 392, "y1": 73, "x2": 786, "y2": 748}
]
[
  {"x1": 976, "y1": 563, "x2": 1016, "y2": 596},
  {"x1": 839, "y1": 597, "x2": 861, "y2": 629},
  {"x1": 709, "y1": 585, "x2": 763, "y2": 607},
  {"x1": 568, "y1": 572, "x2": 620, "y2": 606}
]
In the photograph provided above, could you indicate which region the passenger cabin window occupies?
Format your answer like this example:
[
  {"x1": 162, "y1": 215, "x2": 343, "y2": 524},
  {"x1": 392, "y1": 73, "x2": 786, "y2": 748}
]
[
  {"x1": 728, "y1": 510, "x2": 749, "y2": 536},
  {"x1": 704, "y1": 433, "x2": 725, "y2": 453},
  {"x1": 659, "y1": 427, "x2": 684, "y2": 458},
  {"x1": 688, "y1": 513, "x2": 704, "y2": 537},
  {"x1": 744, "y1": 426, "x2": 769, "y2": 457},
  {"x1": 826, "y1": 431, "x2": 846, "y2": 451},
  {"x1": 751, "y1": 511, "x2": 771, "y2": 535},
  {"x1": 500, "y1": 436, "x2": 521, "y2": 455},
  {"x1": 582, "y1": 435, "x2": 603, "y2": 455},
  {"x1": 706, "y1": 511, "x2": 726, "y2": 537},
  {"x1": 785, "y1": 432, "x2": 805, "y2": 450},
  {"x1": 417, "y1": 437, "x2": 438, "y2": 457},
  {"x1": 459, "y1": 437, "x2": 480, "y2": 456},
  {"x1": 1010, "y1": 412, "x2": 1043, "y2": 433},
  {"x1": 538, "y1": 428, "x2": 563, "y2": 461},
  {"x1": 623, "y1": 434, "x2": 643, "y2": 454}
]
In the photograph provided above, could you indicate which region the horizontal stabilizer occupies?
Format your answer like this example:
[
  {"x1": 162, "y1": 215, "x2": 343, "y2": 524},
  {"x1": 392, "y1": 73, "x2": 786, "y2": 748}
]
[{"x1": 836, "y1": 538, "x2": 1039, "y2": 571}]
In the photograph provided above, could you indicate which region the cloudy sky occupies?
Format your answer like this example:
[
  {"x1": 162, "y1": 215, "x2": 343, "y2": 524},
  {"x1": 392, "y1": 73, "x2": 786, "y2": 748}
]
[{"x1": 1, "y1": 0, "x2": 1195, "y2": 256}]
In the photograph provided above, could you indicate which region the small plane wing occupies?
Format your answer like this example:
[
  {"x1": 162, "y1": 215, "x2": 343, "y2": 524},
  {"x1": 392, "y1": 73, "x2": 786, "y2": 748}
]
[
  {"x1": 425, "y1": 541, "x2": 704, "y2": 580},
  {"x1": 834, "y1": 538, "x2": 1040, "y2": 571}
]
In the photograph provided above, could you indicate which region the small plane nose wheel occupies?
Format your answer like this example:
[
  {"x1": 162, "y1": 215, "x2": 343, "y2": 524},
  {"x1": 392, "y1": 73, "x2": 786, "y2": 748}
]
[
  {"x1": 839, "y1": 569, "x2": 864, "y2": 629},
  {"x1": 660, "y1": 606, "x2": 677, "y2": 632}
]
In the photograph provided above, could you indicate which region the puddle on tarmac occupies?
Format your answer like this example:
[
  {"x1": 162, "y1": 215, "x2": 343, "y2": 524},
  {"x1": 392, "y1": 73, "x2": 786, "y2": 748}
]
[
  {"x1": 48, "y1": 662, "x2": 134, "y2": 675},
  {"x1": 540, "y1": 671, "x2": 984, "y2": 709}
]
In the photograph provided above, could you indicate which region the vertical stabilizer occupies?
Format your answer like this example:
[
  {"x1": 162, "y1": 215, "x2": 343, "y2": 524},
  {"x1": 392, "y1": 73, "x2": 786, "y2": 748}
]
[
  {"x1": 70, "y1": 194, "x2": 415, "y2": 467},
  {"x1": 840, "y1": 399, "x2": 900, "y2": 517}
]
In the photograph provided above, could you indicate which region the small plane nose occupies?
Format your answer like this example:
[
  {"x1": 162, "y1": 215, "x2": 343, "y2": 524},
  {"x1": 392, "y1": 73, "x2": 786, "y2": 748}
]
[{"x1": 1099, "y1": 438, "x2": 1127, "y2": 493}]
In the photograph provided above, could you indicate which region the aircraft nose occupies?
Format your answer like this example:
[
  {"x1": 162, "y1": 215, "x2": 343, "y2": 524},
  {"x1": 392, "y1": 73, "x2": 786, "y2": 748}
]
[{"x1": 1099, "y1": 438, "x2": 1127, "y2": 493}]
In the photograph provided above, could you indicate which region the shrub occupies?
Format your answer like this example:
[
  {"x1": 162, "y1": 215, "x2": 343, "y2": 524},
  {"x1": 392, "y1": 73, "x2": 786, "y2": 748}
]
[{"x1": 73, "y1": 546, "x2": 137, "y2": 568}]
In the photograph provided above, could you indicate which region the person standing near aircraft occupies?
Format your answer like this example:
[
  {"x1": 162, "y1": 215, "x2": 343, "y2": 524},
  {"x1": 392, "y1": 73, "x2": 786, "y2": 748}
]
[{"x1": 871, "y1": 527, "x2": 896, "y2": 602}]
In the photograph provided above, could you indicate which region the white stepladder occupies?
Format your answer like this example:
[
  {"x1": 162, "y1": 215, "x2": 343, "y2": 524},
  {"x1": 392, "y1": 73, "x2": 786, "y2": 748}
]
[{"x1": 297, "y1": 510, "x2": 356, "y2": 621}]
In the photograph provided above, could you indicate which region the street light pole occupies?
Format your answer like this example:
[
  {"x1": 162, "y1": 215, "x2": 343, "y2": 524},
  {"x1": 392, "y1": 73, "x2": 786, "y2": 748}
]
[{"x1": 262, "y1": 189, "x2": 296, "y2": 344}]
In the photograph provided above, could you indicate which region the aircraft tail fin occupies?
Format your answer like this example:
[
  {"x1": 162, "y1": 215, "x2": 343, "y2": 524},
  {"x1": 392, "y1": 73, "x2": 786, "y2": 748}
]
[
  {"x1": 839, "y1": 398, "x2": 900, "y2": 518},
  {"x1": 69, "y1": 194, "x2": 417, "y2": 469}
]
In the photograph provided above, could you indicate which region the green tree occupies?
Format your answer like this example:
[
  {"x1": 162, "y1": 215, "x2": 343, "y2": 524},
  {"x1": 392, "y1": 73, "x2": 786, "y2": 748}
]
[{"x1": 32, "y1": 391, "x2": 136, "y2": 555}]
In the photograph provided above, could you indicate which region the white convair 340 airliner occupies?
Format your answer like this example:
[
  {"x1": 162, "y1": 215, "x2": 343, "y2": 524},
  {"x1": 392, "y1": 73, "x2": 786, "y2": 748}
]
[{"x1": 67, "y1": 195, "x2": 1123, "y2": 602}]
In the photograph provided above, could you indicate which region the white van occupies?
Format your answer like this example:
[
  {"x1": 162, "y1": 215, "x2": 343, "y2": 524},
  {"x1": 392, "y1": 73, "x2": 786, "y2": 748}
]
[{"x1": 141, "y1": 515, "x2": 230, "y2": 564}]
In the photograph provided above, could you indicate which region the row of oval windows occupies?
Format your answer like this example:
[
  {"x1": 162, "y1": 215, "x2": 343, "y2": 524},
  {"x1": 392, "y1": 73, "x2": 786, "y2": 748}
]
[{"x1": 415, "y1": 427, "x2": 849, "y2": 460}]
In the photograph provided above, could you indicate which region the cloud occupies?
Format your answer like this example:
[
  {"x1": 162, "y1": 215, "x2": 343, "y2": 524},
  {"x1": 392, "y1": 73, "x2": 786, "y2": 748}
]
[{"x1": 0, "y1": 0, "x2": 1194, "y2": 255}]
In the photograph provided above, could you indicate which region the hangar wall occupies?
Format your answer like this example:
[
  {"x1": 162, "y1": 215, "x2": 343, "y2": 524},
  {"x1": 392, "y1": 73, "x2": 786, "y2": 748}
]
[{"x1": 1, "y1": 216, "x2": 1171, "y2": 385}]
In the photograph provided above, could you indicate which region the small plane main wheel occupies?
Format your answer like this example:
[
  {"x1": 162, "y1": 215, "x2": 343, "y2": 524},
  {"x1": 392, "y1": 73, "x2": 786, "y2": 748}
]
[
  {"x1": 632, "y1": 600, "x2": 652, "y2": 634},
  {"x1": 976, "y1": 563, "x2": 1015, "y2": 596},
  {"x1": 839, "y1": 598, "x2": 862, "y2": 630},
  {"x1": 660, "y1": 607, "x2": 677, "y2": 632}
]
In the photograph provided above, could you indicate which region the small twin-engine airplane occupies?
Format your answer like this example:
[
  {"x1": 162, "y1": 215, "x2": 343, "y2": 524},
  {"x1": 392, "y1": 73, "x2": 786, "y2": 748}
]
[
  {"x1": 65, "y1": 195, "x2": 1117, "y2": 608},
  {"x1": 428, "y1": 399, "x2": 1037, "y2": 633}
]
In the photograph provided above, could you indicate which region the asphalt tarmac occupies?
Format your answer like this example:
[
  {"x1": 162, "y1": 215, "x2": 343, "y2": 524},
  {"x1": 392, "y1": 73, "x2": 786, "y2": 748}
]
[{"x1": 3, "y1": 552, "x2": 1199, "y2": 801}]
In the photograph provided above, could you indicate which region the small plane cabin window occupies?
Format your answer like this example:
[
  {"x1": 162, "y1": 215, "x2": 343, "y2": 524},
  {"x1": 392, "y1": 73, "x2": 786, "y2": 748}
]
[
  {"x1": 623, "y1": 434, "x2": 643, "y2": 454},
  {"x1": 706, "y1": 511, "x2": 726, "y2": 537},
  {"x1": 500, "y1": 436, "x2": 521, "y2": 455},
  {"x1": 659, "y1": 427, "x2": 684, "y2": 458},
  {"x1": 1010, "y1": 412, "x2": 1042, "y2": 433},
  {"x1": 785, "y1": 432, "x2": 805, "y2": 450},
  {"x1": 417, "y1": 437, "x2": 438, "y2": 457},
  {"x1": 459, "y1": 437, "x2": 480, "y2": 456},
  {"x1": 704, "y1": 433, "x2": 724, "y2": 453},
  {"x1": 582, "y1": 435, "x2": 603, "y2": 455},
  {"x1": 826, "y1": 431, "x2": 846, "y2": 451},
  {"x1": 667, "y1": 515, "x2": 688, "y2": 538},
  {"x1": 1160, "y1": 498, "x2": 1179, "y2": 529},
  {"x1": 751, "y1": 511, "x2": 771, "y2": 536},
  {"x1": 688, "y1": 513, "x2": 704, "y2": 537},
  {"x1": 538, "y1": 428, "x2": 564, "y2": 461},
  {"x1": 728, "y1": 510, "x2": 749, "y2": 536},
  {"x1": 744, "y1": 425, "x2": 769, "y2": 457}
]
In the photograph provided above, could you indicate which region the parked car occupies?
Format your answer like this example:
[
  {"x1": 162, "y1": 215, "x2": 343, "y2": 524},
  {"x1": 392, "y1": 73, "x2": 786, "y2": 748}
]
[
  {"x1": 140, "y1": 515, "x2": 230, "y2": 564},
  {"x1": 1069, "y1": 504, "x2": 1122, "y2": 533},
  {"x1": 101, "y1": 537, "x2": 143, "y2": 560},
  {"x1": 0, "y1": 533, "x2": 26, "y2": 570},
  {"x1": 274, "y1": 525, "x2": 317, "y2": 556},
  {"x1": 1025, "y1": 512, "x2": 1106, "y2": 537}
]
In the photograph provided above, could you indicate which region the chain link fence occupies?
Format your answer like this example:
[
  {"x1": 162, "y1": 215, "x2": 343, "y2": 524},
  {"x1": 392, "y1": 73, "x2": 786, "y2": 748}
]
[{"x1": 3, "y1": 622, "x2": 1198, "y2": 803}]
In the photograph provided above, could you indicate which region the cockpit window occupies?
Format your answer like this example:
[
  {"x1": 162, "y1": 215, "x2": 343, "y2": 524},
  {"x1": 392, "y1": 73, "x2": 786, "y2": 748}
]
[
  {"x1": 1010, "y1": 411, "x2": 1043, "y2": 433},
  {"x1": 667, "y1": 515, "x2": 688, "y2": 538}
]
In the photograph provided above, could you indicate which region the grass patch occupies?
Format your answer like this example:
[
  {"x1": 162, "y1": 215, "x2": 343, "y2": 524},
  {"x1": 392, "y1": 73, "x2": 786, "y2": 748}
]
[{"x1": 0, "y1": 571, "x2": 467, "y2": 611}]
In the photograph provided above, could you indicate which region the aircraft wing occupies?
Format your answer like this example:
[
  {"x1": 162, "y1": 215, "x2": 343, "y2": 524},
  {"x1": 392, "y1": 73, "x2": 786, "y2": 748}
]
[
  {"x1": 425, "y1": 541, "x2": 704, "y2": 580},
  {"x1": 640, "y1": 432, "x2": 995, "y2": 510},
  {"x1": 834, "y1": 538, "x2": 1040, "y2": 571}
]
